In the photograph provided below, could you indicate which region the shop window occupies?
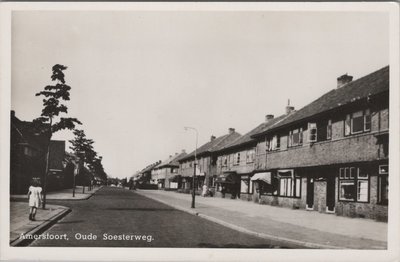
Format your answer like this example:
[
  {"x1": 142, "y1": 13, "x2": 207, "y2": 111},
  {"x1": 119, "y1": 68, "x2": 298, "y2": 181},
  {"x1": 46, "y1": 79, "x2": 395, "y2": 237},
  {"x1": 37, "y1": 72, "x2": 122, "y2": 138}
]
[
  {"x1": 246, "y1": 149, "x2": 255, "y2": 163},
  {"x1": 339, "y1": 167, "x2": 369, "y2": 202},
  {"x1": 241, "y1": 179, "x2": 249, "y2": 193},
  {"x1": 277, "y1": 171, "x2": 300, "y2": 198},
  {"x1": 345, "y1": 109, "x2": 371, "y2": 136},
  {"x1": 378, "y1": 165, "x2": 388, "y2": 205}
]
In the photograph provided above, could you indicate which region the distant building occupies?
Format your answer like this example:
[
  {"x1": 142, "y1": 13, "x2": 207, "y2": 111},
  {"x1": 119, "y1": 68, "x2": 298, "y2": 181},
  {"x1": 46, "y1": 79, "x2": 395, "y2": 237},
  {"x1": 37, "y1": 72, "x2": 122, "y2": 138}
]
[
  {"x1": 214, "y1": 113, "x2": 289, "y2": 200},
  {"x1": 178, "y1": 128, "x2": 241, "y2": 193},
  {"x1": 151, "y1": 150, "x2": 187, "y2": 189}
]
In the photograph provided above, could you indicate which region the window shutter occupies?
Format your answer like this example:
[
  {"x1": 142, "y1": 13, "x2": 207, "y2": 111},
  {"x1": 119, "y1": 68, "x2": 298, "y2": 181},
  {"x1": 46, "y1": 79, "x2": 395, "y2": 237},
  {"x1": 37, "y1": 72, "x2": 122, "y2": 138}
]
[
  {"x1": 364, "y1": 109, "x2": 371, "y2": 131},
  {"x1": 308, "y1": 123, "x2": 317, "y2": 142}
]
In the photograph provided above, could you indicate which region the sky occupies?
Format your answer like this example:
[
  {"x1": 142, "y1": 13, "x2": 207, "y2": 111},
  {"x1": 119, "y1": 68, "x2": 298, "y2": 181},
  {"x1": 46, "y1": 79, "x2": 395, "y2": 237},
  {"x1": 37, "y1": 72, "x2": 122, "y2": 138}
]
[{"x1": 11, "y1": 10, "x2": 389, "y2": 179}]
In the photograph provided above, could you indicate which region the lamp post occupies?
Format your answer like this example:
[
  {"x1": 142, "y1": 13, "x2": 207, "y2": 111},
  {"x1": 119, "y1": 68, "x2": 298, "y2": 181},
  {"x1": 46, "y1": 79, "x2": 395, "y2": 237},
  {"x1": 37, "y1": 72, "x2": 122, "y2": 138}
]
[{"x1": 184, "y1": 126, "x2": 198, "y2": 209}]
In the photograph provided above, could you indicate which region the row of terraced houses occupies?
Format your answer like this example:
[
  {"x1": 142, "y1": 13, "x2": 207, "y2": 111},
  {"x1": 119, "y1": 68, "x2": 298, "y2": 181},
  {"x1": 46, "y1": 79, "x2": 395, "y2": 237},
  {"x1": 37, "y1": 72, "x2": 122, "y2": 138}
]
[{"x1": 132, "y1": 66, "x2": 389, "y2": 221}]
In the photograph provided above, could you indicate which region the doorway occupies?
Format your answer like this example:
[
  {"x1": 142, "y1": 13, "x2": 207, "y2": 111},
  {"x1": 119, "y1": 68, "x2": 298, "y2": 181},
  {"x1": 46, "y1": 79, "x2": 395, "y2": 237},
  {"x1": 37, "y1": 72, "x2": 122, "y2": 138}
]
[
  {"x1": 326, "y1": 176, "x2": 335, "y2": 212},
  {"x1": 306, "y1": 177, "x2": 314, "y2": 209}
]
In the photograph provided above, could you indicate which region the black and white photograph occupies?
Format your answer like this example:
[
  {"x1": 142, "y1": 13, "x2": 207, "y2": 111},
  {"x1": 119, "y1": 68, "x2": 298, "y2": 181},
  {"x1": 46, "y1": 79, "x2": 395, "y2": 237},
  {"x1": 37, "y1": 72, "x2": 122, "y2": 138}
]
[{"x1": 0, "y1": 2, "x2": 399, "y2": 262}]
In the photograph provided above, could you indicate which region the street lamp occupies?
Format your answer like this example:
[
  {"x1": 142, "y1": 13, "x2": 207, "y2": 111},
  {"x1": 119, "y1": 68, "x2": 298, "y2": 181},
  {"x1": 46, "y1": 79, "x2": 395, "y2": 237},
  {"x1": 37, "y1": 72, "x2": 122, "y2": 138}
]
[{"x1": 184, "y1": 126, "x2": 198, "y2": 209}]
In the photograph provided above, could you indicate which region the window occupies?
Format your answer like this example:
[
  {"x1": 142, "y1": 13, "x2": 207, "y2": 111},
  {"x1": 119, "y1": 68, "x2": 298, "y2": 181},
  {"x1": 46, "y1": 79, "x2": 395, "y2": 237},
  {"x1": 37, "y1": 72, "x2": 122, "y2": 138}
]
[
  {"x1": 234, "y1": 153, "x2": 240, "y2": 165},
  {"x1": 345, "y1": 109, "x2": 371, "y2": 136},
  {"x1": 246, "y1": 149, "x2": 255, "y2": 163},
  {"x1": 267, "y1": 135, "x2": 281, "y2": 151},
  {"x1": 277, "y1": 171, "x2": 301, "y2": 198},
  {"x1": 378, "y1": 165, "x2": 388, "y2": 205},
  {"x1": 222, "y1": 156, "x2": 228, "y2": 167},
  {"x1": 289, "y1": 128, "x2": 303, "y2": 147},
  {"x1": 327, "y1": 120, "x2": 332, "y2": 140},
  {"x1": 308, "y1": 123, "x2": 317, "y2": 142},
  {"x1": 339, "y1": 167, "x2": 369, "y2": 202},
  {"x1": 241, "y1": 179, "x2": 249, "y2": 193}
]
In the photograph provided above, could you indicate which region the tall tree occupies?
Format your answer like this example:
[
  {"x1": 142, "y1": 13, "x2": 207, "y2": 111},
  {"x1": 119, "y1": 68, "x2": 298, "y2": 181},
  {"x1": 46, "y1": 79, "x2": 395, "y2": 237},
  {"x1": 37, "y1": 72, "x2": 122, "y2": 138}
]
[{"x1": 35, "y1": 64, "x2": 81, "y2": 208}]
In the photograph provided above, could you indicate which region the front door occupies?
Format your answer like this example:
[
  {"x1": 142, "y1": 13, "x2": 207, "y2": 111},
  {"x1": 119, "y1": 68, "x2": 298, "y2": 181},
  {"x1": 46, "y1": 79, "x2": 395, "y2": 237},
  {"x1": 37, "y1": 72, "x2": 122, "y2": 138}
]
[
  {"x1": 306, "y1": 177, "x2": 314, "y2": 209},
  {"x1": 326, "y1": 176, "x2": 335, "y2": 212}
]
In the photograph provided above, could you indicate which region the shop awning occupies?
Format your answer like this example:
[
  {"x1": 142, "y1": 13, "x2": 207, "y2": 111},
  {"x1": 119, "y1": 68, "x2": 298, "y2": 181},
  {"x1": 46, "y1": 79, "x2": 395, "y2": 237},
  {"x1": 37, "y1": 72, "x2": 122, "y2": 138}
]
[
  {"x1": 277, "y1": 169, "x2": 293, "y2": 177},
  {"x1": 251, "y1": 172, "x2": 272, "y2": 184},
  {"x1": 215, "y1": 172, "x2": 236, "y2": 184}
]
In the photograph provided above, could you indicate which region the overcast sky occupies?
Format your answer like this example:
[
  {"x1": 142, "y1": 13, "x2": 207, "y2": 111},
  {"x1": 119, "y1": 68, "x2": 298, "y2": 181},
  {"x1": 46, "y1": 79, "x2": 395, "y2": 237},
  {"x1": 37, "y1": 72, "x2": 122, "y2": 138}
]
[{"x1": 11, "y1": 11, "x2": 389, "y2": 179}]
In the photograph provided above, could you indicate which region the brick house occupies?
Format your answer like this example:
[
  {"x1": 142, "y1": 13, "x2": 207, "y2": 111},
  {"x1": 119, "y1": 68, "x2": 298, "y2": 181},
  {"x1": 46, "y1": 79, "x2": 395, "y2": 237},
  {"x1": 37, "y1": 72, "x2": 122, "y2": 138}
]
[
  {"x1": 151, "y1": 150, "x2": 187, "y2": 189},
  {"x1": 10, "y1": 111, "x2": 49, "y2": 194},
  {"x1": 250, "y1": 66, "x2": 389, "y2": 221},
  {"x1": 213, "y1": 114, "x2": 288, "y2": 200},
  {"x1": 178, "y1": 128, "x2": 241, "y2": 194},
  {"x1": 10, "y1": 111, "x2": 69, "y2": 193}
]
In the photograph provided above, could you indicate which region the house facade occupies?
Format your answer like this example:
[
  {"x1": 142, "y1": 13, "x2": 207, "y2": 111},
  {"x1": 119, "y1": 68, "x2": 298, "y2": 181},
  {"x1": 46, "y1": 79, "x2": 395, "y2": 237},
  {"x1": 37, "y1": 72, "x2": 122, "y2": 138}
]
[
  {"x1": 250, "y1": 66, "x2": 389, "y2": 221},
  {"x1": 214, "y1": 114, "x2": 288, "y2": 200},
  {"x1": 178, "y1": 128, "x2": 241, "y2": 193},
  {"x1": 151, "y1": 150, "x2": 187, "y2": 189}
]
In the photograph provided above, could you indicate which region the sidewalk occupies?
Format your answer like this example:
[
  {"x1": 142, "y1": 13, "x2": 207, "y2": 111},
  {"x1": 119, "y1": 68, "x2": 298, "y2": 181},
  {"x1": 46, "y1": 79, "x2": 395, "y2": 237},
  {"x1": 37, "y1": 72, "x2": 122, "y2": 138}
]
[
  {"x1": 11, "y1": 186, "x2": 102, "y2": 200},
  {"x1": 10, "y1": 202, "x2": 70, "y2": 246},
  {"x1": 136, "y1": 190, "x2": 387, "y2": 249}
]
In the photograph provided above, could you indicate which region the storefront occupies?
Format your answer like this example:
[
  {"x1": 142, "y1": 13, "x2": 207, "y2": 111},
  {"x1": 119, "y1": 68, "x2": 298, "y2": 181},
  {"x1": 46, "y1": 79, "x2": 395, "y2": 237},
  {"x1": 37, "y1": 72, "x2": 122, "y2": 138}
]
[{"x1": 215, "y1": 171, "x2": 240, "y2": 199}]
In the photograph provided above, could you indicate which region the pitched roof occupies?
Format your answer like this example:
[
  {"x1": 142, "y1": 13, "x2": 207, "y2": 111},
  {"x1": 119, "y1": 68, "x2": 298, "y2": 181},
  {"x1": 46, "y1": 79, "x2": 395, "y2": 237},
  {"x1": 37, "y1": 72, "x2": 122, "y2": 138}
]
[
  {"x1": 179, "y1": 131, "x2": 241, "y2": 161},
  {"x1": 253, "y1": 65, "x2": 389, "y2": 137},
  {"x1": 218, "y1": 114, "x2": 288, "y2": 151},
  {"x1": 157, "y1": 151, "x2": 188, "y2": 168}
]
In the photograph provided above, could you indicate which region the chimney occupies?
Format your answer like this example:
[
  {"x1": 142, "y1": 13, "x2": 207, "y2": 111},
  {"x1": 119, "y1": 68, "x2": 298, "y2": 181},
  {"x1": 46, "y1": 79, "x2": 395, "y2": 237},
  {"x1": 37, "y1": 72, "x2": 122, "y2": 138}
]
[
  {"x1": 181, "y1": 149, "x2": 186, "y2": 153},
  {"x1": 169, "y1": 155, "x2": 172, "y2": 158},
  {"x1": 265, "y1": 114, "x2": 274, "y2": 122},
  {"x1": 175, "y1": 152, "x2": 178, "y2": 156},
  {"x1": 285, "y1": 99, "x2": 295, "y2": 114},
  {"x1": 210, "y1": 135, "x2": 216, "y2": 141},
  {"x1": 228, "y1": 128, "x2": 235, "y2": 134},
  {"x1": 337, "y1": 74, "x2": 353, "y2": 88}
]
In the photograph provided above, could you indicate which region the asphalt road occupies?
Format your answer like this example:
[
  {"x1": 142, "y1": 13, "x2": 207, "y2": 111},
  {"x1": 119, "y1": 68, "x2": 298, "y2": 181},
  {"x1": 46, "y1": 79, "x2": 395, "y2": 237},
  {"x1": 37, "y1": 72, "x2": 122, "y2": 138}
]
[{"x1": 30, "y1": 187, "x2": 288, "y2": 248}]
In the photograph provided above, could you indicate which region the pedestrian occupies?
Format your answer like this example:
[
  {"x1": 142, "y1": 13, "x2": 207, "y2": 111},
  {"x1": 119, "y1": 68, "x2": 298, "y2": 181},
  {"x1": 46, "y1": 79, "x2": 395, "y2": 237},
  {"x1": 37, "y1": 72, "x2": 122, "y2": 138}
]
[
  {"x1": 27, "y1": 177, "x2": 43, "y2": 221},
  {"x1": 202, "y1": 184, "x2": 208, "y2": 197}
]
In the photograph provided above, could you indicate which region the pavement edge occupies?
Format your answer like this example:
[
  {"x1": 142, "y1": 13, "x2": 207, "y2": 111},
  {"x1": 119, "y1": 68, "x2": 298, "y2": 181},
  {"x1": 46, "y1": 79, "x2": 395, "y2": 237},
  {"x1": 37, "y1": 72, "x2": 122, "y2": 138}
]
[
  {"x1": 9, "y1": 206, "x2": 71, "y2": 247},
  {"x1": 135, "y1": 191, "x2": 347, "y2": 250}
]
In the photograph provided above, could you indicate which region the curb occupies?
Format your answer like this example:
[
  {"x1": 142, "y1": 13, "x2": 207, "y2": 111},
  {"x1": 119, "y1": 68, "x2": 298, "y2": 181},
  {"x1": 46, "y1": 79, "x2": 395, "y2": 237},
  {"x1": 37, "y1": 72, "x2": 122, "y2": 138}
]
[
  {"x1": 10, "y1": 186, "x2": 103, "y2": 202},
  {"x1": 136, "y1": 191, "x2": 348, "y2": 249},
  {"x1": 10, "y1": 207, "x2": 71, "y2": 247}
]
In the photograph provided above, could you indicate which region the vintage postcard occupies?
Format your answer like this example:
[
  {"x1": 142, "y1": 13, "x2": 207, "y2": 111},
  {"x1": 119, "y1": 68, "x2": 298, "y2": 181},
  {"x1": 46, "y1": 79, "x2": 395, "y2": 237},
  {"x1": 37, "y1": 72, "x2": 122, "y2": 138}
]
[{"x1": 0, "y1": 2, "x2": 399, "y2": 262}]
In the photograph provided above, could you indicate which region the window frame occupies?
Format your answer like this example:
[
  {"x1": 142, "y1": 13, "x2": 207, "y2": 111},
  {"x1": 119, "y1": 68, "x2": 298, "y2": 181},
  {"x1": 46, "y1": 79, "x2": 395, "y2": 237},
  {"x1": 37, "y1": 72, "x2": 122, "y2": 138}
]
[
  {"x1": 338, "y1": 167, "x2": 370, "y2": 203},
  {"x1": 345, "y1": 109, "x2": 372, "y2": 136},
  {"x1": 308, "y1": 123, "x2": 317, "y2": 143}
]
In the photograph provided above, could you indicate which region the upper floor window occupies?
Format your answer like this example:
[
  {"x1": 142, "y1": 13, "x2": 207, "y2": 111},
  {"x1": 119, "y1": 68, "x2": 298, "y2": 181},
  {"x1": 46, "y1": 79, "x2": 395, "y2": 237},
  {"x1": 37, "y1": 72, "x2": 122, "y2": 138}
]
[
  {"x1": 345, "y1": 109, "x2": 371, "y2": 136},
  {"x1": 289, "y1": 128, "x2": 303, "y2": 147},
  {"x1": 234, "y1": 152, "x2": 240, "y2": 165},
  {"x1": 327, "y1": 120, "x2": 332, "y2": 140},
  {"x1": 246, "y1": 149, "x2": 255, "y2": 163},
  {"x1": 308, "y1": 123, "x2": 317, "y2": 142},
  {"x1": 266, "y1": 135, "x2": 281, "y2": 151}
]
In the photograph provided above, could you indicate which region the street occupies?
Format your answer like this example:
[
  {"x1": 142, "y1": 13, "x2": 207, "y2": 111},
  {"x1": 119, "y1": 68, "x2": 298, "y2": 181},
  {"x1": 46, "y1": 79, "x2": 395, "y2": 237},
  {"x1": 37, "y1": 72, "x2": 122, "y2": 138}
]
[{"x1": 30, "y1": 187, "x2": 288, "y2": 248}]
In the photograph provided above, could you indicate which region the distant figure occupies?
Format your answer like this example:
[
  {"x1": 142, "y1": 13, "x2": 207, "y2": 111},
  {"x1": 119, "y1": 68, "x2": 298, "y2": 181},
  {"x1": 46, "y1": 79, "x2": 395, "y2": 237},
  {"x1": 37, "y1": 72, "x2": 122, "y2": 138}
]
[
  {"x1": 202, "y1": 184, "x2": 208, "y2": 197},
  {"x1": 221, "y1": 185, "x2": 226, "y2": 198},
  {"x1": 27, "y1": 178, "x2": 43, "y2": 221}
]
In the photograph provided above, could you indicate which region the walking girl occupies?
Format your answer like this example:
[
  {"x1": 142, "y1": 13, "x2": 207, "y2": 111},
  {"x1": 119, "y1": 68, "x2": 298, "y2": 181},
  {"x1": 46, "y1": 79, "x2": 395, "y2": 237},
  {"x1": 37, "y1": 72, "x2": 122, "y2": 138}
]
[{"x1": 27, "y1": 178, "x2": 43, "y2": 221}]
